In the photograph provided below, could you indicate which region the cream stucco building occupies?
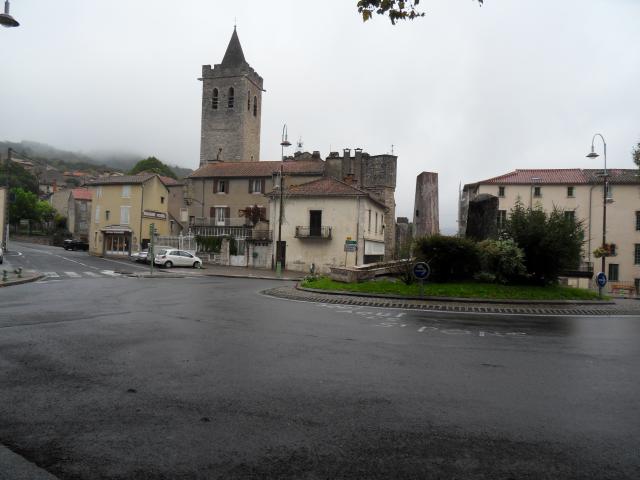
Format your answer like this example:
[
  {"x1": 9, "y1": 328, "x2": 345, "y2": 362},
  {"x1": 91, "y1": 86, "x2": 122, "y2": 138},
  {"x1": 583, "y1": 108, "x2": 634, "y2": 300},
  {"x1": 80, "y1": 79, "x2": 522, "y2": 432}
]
[
  {"x1": 461, "y1": 168, "x2": 640, "y2": 290},
  {"x1": 267, "y1": 177, "x2": 387, "y2": 274},
  {"x1": 87, "y1": 174, "x2": 176, "y2": 256}
]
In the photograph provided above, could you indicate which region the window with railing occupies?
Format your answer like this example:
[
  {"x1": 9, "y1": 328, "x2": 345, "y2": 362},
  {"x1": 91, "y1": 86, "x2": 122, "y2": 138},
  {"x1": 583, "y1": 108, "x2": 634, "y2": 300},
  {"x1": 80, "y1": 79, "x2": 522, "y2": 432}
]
[{"x1": 295, "y1": 226, "x2": 332, "y2": 239}]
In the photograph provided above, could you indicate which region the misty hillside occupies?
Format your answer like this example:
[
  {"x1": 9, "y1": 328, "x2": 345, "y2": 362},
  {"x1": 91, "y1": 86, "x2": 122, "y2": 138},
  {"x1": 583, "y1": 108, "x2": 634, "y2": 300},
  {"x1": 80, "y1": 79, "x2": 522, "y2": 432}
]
[{"x1": 0, "y1": 140, "x2": 193, "y2": 179}]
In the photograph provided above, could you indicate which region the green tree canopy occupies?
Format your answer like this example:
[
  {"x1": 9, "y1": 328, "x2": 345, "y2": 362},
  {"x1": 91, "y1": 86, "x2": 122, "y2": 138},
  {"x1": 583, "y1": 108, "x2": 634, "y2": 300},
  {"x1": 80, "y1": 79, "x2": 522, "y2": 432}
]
[
  {"x1": 129, "y1": 157, "x2": 177, "y2": 179},
  {"x1": 503, "y1": 201, "x2": 584, "y2": 285},
  {"x1": 357, "y1": 0, "x2": 483, "y2": 24},
  {"x1": 0, "y1": 161, "x2": 39, "y2": 194},
  {"x1": 633, "y1": 140, "x2": 640, "y2": 169},
  {"x1": 8, "y1": 187, "x2": 39, "y2": 225}
]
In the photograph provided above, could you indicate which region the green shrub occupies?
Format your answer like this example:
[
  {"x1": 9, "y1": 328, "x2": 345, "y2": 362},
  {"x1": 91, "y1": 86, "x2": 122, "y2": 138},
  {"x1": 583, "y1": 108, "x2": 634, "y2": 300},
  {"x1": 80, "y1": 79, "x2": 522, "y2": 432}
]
[
  {"x1": 477, "y1": 238, "x2": 526, "y2": 284},
  {"x1": 414, "y1": 234, "x2": 480, "y2": 282},
  {"x1": 196, "y1": 235, "x2": 223, "y2": 253},
  {"x1": 504, "y1": 201, "x2": 584, "y2": 284}
]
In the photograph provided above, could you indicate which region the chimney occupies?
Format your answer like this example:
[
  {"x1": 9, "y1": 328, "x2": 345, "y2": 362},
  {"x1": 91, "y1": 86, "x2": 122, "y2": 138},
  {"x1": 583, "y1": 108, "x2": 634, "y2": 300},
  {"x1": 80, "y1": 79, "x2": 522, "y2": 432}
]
[
  {"x1": 354, "y1": 148, "x2": 363, "y2": 163},
  {"x1": 344, "y1": 173, "x2": 357, "y2": 186},
  {"x1": 52, "y1": 179, "x2": 58, "y2": 193},
  {"x1": 312, "y1": 150, "x2": 321, "y2": 160}
]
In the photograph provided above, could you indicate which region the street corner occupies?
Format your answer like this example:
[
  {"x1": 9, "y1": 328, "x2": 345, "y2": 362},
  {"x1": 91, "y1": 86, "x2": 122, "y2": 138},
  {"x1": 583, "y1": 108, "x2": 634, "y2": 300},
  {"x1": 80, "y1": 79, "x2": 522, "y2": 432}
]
[{"x1": 0, "y1": 268, "x2": 44, "y2": 288}]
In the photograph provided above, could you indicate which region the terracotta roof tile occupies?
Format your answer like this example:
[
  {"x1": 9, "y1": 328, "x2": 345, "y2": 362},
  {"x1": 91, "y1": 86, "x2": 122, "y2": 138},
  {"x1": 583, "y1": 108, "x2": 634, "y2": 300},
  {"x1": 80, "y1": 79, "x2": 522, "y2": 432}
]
[
  {"x1": 267, "y1": 177, "x2": 387, "y2": 209},
  {"x1": 189, "y1": 160, "x2": 325, "y2": 178},
  {"x1": 71, "y1": 188, "x2": 92, "y2": 200},
  {"x1": 475, "y1": 168, "x2": 639, "y2": 186},
  {"x1": 86, "y1": 173, "x2": 175, "y2": 187}
]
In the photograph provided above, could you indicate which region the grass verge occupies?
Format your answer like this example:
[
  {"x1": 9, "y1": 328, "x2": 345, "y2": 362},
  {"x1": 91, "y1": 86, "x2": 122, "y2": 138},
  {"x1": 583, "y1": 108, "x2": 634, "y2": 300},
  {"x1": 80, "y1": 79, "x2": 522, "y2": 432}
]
[{"x1": 301, "y1": 277, "x2": 604, "y2": 301}]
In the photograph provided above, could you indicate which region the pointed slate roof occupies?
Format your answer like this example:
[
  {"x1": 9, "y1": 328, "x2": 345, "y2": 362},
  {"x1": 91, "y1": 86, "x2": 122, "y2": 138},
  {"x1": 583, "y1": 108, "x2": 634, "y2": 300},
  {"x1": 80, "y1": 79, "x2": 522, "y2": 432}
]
[{"x1": 221, "y1": 27, "x2": 247, "y2": 68}]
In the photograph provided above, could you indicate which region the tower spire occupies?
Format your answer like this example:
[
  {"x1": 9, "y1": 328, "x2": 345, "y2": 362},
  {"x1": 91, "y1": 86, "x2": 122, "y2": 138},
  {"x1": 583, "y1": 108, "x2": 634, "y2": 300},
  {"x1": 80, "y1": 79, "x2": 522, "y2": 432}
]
[{"x1": 221, "y1": 27, "x2": 247, "y2": 68}]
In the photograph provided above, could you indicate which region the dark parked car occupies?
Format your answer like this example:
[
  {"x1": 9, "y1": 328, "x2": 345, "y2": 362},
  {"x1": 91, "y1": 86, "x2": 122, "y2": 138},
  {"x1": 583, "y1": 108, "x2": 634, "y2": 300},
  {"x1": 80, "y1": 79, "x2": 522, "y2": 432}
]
[{"x1": 63, "y1": 239, "x2": 89, "y2": 251}]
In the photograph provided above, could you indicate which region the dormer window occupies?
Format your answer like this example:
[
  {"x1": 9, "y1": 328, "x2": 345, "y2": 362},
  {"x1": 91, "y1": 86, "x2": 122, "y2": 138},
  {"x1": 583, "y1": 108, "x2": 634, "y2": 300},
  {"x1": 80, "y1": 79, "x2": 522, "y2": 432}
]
[
  {"x1": 212, "y1": 88, "x2": 219, "y2": 109},
  {"x1": 228, "y1": 87, "x2": 235, "y2": 108}
]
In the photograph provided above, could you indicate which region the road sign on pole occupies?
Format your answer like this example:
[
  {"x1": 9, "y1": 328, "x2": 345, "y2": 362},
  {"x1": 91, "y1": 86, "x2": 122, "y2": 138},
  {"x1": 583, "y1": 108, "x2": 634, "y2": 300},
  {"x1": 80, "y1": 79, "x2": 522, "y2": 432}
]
[
  {"x1": 413, "y1": 262, "x2": 431, "y2": 298},
  {"x1": 149, "y1": 223, "x2": 155, "y2": 276}
]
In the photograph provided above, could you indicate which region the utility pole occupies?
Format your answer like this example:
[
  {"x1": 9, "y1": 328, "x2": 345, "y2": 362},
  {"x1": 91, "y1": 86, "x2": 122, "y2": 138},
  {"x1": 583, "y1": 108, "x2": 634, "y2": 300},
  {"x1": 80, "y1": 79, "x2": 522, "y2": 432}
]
[
  {"x1": 3, "y1": 148, "x2": 11, "y2": 251},
  {"x1": 276, "y1": 163, "x2": 284, "y2": 276}
]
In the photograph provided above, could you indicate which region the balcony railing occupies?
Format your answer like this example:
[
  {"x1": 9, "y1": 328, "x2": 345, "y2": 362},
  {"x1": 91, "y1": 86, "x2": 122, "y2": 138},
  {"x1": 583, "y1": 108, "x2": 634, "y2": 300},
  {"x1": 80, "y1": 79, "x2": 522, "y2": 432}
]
[
  {"x1": 190, "y1": 217, "x2": 251, "y2": 227},
  {"x1": 295, "y1": 226, "x2": 332, "y2": 239},
  {"x1": 190, "y1": 225, "x2": 272, "y2": 242}
]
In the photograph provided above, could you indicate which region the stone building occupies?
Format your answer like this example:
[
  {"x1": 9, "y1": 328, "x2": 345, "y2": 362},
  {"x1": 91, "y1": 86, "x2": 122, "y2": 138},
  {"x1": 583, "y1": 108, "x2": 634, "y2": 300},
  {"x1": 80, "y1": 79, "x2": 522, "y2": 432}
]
[
  {"x1": 461, "y1": 168, "x2": 640, "y2": 291},
  {"x1": 395, "y1": 217, "x2": 413, "y2": 258},
  {"x1": 199, "y1": 28, "x2": 263, "y2": 165},
  {"x1": 325, "y1": 149, "x2": 397, "y2": 259},
  {"x1": 412, "y1": 172, "x2": 439, "y2": 239}
]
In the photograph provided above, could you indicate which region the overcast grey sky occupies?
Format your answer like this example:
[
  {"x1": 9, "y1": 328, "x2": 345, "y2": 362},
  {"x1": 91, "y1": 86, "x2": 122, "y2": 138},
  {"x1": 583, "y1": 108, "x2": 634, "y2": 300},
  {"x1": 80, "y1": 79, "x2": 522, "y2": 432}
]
[{"x1": 2, "y1": 0, "x2": 639, "y2": 232}]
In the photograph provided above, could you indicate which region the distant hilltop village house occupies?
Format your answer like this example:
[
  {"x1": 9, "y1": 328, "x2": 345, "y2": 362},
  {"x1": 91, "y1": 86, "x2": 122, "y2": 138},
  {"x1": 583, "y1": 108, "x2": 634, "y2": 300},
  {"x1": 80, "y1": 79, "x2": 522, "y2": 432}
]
[{"x1": 184, "y1": 28, "x2": 399, "y2": 273}]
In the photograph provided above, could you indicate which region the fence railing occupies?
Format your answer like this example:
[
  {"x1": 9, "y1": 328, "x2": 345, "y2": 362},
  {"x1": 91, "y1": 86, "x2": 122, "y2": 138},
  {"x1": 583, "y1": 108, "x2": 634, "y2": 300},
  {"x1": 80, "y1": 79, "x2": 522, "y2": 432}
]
[
  {"x1": 295, "y1": 226, "x2": 332, "y2": 239},
  {"x1": 190, "y1": 226, "x2": 272, "y2": 242},
  {"x1": 190, "y1": 217, "x2": 251, "y2": 227}
]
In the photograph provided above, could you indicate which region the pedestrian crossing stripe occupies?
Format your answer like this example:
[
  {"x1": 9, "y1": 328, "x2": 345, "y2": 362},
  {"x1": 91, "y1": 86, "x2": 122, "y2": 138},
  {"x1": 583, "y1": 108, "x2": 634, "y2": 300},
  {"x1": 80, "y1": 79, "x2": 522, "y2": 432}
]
[
  {"x1": 100, "y1": 270, "x2": 120, "y2": 277},
  {"x1": 41, "y1": 271, "x2": 122, "y2": 279},
  {"x1": 64, "y1": 272, "x2": 81, "y2": 278},
  {"x1": 43, "y1": 272, "x2": 60, "y2": 278},
  {"x1": 83, "y1": 271, "x2": 101, "y2": 277}
]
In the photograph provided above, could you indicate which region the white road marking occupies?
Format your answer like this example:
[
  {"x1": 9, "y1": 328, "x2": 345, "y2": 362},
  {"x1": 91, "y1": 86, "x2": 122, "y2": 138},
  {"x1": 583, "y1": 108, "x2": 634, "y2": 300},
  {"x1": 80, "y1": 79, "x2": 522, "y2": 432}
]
[
  {"x1": 100, "y1": 270, "x2": 121, "y2": 277},
  {"x1": 83, "y1": 271, "x2": 101, "y2": 277},
  {"x1": 418, "y1": 326, "x2": 426, "y2": 332},
  {"x1": 64, "y1": 272, "x2": 81, "y2": 278},
  {"x1": 43, "y1": 272, "x2": 60, "y2": 278}
]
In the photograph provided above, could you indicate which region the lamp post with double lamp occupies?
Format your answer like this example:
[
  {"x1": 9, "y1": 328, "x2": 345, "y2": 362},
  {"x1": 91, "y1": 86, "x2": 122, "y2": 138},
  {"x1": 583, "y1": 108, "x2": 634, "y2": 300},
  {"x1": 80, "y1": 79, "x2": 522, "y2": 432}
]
[
  {"x1": 586, "y1": 133, "x2": 608, "y2": 298},
  {"x1": 0, "y1": 1, "x2": 20, "y2": 27}
]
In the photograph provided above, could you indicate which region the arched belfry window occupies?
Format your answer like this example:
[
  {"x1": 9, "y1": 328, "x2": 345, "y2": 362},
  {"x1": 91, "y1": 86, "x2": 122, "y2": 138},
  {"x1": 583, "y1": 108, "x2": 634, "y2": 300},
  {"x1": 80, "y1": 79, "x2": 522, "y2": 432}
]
[
  {"x1": 253, "y1": 96, "x2": 258, "y2": 117},
  {"x1": 212, "y1": 88, "x2": 219, "y2": 109},
  {"x1": 228, "y1": 87, "x2": 235, "y2": 108},
  {"x1": 247, "y1": 91, "x2": 251, "y2": 111}
]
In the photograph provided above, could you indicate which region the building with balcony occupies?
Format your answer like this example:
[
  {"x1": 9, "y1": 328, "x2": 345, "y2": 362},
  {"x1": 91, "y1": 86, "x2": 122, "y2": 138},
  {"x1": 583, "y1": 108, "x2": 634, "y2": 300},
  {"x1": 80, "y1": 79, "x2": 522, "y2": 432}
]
[
  {"x1": 460, "y1": 168, "x2": 640, "y2": 292},
  {"x1": 267, "y1": 177, "x2": 387, "y2": 274}
]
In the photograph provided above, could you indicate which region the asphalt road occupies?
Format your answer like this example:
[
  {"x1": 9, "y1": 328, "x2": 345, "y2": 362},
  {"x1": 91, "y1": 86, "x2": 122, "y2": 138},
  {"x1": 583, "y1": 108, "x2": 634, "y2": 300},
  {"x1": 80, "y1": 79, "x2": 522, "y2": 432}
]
[{"x1": 0, "y1": 243, "x2": 638, "y2": 479}]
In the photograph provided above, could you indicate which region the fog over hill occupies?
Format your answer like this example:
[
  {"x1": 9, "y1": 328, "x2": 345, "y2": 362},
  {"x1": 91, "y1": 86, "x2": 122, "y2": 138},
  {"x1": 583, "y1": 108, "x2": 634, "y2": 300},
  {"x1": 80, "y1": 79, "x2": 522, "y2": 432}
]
[{"x1": 0, "y1": 140, "x2": 193, "y2": 178}]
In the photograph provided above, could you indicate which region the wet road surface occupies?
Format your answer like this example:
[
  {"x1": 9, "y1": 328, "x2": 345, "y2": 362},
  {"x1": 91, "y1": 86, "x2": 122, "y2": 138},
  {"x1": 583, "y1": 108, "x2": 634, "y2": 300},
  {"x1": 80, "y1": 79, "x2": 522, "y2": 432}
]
[{"x1": 0, "y1": 248, "x2": 638, "y2": 479}]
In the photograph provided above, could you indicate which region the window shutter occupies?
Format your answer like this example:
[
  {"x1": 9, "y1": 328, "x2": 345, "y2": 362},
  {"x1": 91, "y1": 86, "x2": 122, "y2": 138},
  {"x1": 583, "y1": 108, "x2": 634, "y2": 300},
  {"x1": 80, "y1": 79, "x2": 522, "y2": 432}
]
[
  {"x1": 248, "y1": 179, "x2": 253, "y2": 193},
  {"x1": 213, "y1": 178, "x2": 218, "y2": 193},
  {"x1": 209, "y1": 207, "x2": 215, "y2": 218},
  {"x1": 260, "y1": 207, "x2": 266, "y2": 221},
  {"x1": 260, "y1": 179, "x2": 265, "y2": 193},
  {"x1": 225, "y1": 207, "x2": 230, "y2": 225}
]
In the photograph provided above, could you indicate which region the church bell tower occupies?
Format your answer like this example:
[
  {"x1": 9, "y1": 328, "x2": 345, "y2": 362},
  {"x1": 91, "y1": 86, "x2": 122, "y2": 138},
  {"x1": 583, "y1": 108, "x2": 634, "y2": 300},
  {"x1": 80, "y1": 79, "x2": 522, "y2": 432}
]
[{"x1": 199, "y1": 28, "x2": 264, "y2": 166}]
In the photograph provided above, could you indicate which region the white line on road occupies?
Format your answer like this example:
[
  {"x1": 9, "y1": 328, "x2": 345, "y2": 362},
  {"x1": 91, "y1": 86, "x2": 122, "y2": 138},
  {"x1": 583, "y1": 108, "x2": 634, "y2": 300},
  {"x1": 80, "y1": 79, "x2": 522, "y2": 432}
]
[
  {"x1": 64, "y1": 272, "x2": 81, "y2": 278},
  {"x1": 418, "y1": 326, "x2": 426, "y2": 332},
  {"x1": 83, "y1": 271, "x2": 102, "y2": 277},
  {"x1": 100, "y1": 270, "x2": 121, "y2": 277},
  {"x1": 43, "y1": 272, "x2": 60, "y2": 278}
]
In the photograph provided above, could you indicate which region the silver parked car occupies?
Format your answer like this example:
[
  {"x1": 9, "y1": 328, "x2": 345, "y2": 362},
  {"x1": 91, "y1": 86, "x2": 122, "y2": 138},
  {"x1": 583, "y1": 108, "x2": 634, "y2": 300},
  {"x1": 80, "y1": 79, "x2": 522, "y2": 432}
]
[{"x1": 154, "y1": 249, "x2": 202, "y2": 268}]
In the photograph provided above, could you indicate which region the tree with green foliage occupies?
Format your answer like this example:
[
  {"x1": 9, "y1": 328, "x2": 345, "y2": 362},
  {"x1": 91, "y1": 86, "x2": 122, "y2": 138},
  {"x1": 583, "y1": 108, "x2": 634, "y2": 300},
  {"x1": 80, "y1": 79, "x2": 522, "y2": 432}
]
[
  {"x1": 503, "y1": 201, "x2": 584, "y2": 285},
  {"x1": 414, "y1": 234, "x2": 480, "y2": 282},
  {"x1": 357, "y1": 0, "x2": 483, "y2": 24},
  {"x1": 633, "y1": 140, "x2": 640, "y2": 169},
  {"x1": 0, "y1": 161, "x2": 39, "y2": 194},
  {"x1": 476, "y1": 238, "x2": 526, "y2": 284},
  {"x1": 129, "y1": 157, "x2": 177, "y2": 179}
]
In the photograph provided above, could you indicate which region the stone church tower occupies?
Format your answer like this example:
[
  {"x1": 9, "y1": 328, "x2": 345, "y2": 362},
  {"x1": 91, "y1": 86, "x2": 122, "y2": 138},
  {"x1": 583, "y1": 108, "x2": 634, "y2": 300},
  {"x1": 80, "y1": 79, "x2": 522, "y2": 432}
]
[{"x1": 199, "y1": 28, "x2": 264, "y2": 166}]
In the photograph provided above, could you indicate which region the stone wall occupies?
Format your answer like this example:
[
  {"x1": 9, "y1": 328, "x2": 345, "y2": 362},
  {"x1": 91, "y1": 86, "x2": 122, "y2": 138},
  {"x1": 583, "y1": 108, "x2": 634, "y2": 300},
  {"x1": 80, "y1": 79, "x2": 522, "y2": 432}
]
[
  {"x1": 413, "y1": 172, "x2": 439, "y2": 239},
  {"x1": 465, "y1": 193, "x2": 498, "y2": 241}
]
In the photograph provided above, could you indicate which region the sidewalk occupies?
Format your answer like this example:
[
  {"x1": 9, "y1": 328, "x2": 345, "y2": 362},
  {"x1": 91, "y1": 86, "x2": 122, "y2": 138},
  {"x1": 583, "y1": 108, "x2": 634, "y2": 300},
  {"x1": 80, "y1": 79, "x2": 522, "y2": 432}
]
[
  {"x1": 0, "y1": 269, "x2": 44, "y2": 288},
  {"x1": 133, "y1": 264, "x2": 304, "y2": 281},
  {"x1": 263, "y1": 285, "x2": 640, "y2": 316},
  {"x1": 0, "y1": 444, "x2": 59, "y2": 480}
]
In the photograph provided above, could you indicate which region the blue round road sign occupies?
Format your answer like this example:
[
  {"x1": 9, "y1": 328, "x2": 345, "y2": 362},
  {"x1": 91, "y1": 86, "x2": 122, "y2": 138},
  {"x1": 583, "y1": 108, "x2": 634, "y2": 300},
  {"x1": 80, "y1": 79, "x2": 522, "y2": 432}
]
[
  {"x1": 413, "y1": 262, "x2": 430, "y2": 280},
  {"x1": 596, "y1": 272, "x2": 607, "y2": 288}
]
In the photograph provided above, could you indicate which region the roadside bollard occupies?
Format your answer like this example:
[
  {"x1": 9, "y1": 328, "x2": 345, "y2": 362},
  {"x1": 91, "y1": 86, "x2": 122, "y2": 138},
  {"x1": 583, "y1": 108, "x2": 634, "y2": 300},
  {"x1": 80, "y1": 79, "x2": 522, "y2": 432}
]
[
  {"x1": 2, "y1": 270, "x2": 7, "y2": 282},
  {"x1": 14, "y1": 267, "x2": 22, "y2": 278}
]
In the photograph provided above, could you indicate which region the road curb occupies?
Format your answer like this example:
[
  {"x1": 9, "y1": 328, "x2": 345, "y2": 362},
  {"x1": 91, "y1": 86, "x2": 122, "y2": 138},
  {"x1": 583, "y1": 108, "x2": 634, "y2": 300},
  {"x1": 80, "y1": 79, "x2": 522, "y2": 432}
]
[
  {"x1": 203, "y1": 273, "x2": 301, "y2": 281},
  {"x1": 0, "y1": 273, "x2": 45, "y2": 288},
  {"x1": 295, "y1": 284, "x2": 615, "y2": 306},
  {"x1": 263, "y1": 286, "x2": 639, "y2": 316},
  {"x1": 0, "y1": 444, "x2": 60, "y2": 479}
]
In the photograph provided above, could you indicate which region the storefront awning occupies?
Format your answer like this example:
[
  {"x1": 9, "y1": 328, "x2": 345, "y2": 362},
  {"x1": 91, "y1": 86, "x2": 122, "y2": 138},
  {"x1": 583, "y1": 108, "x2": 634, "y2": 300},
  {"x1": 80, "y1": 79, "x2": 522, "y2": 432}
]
[{"x1": 101, "y1": 226, "x2": 133, "y2": 235}]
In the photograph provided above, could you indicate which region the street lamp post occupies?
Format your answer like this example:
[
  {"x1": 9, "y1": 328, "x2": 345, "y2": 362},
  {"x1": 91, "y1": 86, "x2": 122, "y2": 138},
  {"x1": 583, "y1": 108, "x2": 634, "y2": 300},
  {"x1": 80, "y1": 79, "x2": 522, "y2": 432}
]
[
  {"x1": 0, "y1": 1, "x2": 20, "y2": 27},
  {"x1": 586, "y1": 133, "x2": 608, "y2": 298}
]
